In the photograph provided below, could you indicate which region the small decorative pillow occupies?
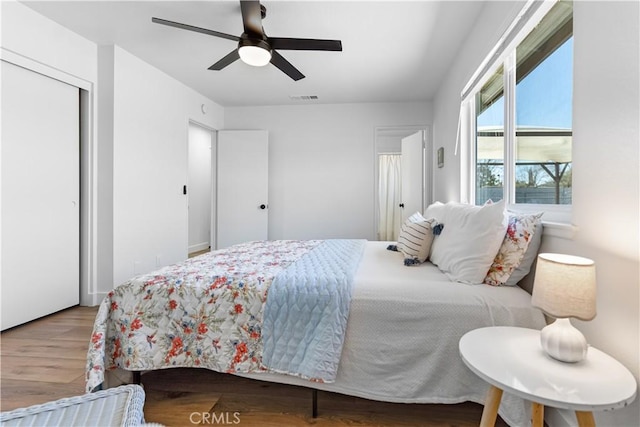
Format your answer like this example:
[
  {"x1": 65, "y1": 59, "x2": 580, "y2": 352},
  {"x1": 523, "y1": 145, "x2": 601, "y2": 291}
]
[
  {"x1": 484, "y1": 212, "x2": 543, "y2": 286},
  {"x1": 504, "y1": 214, "x2": 543, "y2": 286},
  {"x1": 396, "y1": 212, "x2": 437, "y2": 265}
]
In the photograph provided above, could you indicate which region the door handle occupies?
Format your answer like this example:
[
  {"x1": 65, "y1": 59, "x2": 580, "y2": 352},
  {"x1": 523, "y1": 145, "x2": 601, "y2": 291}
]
[
  {"x1": 259, "y1": 204, "x2": 267, "y2": 210},
  {"x1": 399, "y1": 203, "x2": 405, "y2": 208}
]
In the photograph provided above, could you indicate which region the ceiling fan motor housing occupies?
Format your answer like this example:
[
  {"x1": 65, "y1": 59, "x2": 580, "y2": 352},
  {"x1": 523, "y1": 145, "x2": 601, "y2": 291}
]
[{"x1": 239, "y1": 33, "x2": 271, "y2": 52}]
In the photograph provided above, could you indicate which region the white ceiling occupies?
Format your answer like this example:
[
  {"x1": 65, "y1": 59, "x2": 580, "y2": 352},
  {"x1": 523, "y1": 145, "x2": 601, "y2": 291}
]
[{"x1": 21, "y1": 0, "x2": 486, "y2": 107}]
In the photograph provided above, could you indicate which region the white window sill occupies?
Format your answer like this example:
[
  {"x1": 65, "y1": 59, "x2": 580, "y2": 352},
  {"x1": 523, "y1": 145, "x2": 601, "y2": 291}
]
[
  {"x1": 541, "y1": 221, "x2": 576, "y2": 240},
  {"x1": 506, "y1": 203, "x2": 575, "y2": 240}
]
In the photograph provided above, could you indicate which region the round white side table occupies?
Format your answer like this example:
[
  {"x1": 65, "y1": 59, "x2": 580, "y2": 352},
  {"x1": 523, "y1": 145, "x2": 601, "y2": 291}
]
[{"x1": 459, "y1": 326, "x2": 637, "y2": 427}]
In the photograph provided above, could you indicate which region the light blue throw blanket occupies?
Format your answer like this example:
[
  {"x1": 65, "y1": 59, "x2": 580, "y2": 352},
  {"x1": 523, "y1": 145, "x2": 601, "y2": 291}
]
[{"x1": 261, "y1": 239, "x2": 366, "y2": 382}]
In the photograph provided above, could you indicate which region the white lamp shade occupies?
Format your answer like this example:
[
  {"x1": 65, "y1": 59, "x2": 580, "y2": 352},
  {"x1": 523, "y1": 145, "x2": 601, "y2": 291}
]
[
  {"x1": 531, "y1": 253, "x2": 596, "y2": 320},
  {"x1": 238, "y1": 45, "x2": 272, "y2": 67}
]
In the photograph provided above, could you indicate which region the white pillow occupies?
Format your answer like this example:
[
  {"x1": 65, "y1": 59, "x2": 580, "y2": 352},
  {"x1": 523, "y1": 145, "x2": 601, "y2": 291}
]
[
  {"x1": 397, "y1": 212, "x2": 436, "y2": 264},
  {"x1": 423, "y1": 202, "x2": 447, "y2": 258},
  {"x1": 429, "y1": 200, "x2": 507, "y2": 284},
  {"x1": 423, "y1": 201, "x2": 446, "y2": 221}
]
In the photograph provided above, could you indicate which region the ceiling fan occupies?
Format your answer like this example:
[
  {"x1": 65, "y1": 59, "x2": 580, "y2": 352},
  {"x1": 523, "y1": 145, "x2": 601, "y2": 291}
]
[{"x1": 152, "y1": 0, "x2": 342, "y2": 81}]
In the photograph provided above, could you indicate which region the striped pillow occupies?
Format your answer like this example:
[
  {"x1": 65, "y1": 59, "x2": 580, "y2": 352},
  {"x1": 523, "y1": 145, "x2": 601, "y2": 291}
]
[{"x1": 397, "y1": 212, "x2": 436, "y2": 265}]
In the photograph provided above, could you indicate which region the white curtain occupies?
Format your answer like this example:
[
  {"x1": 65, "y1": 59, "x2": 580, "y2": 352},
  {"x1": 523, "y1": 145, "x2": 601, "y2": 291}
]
[{"x1": 378, "y1": 154, "x2": 403, "y2": 241}]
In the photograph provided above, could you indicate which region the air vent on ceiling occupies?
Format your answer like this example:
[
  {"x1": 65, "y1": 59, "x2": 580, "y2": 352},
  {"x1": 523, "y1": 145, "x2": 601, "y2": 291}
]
[{"x1": 289, "y1": 95, "x2": 319, "y2": 101}]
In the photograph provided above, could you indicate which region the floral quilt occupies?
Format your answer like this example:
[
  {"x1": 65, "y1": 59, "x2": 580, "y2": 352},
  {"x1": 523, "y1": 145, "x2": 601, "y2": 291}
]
[{"x1": 86, "y1": 240, "x2": 321, "y2": 392}]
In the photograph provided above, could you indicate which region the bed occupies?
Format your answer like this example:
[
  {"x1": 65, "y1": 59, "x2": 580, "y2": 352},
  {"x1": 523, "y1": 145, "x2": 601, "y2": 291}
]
[{"x1": 86, "y1": 202, "x2": 546, "y2": 426}]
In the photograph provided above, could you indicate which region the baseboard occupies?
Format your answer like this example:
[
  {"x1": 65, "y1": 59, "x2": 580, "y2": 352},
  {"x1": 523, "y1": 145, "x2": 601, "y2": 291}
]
[
  {"x1": 546, "y1": 407, "x2": 576, "y2": 427},
  {"x1": 189, "y1": 242, "x2": 210, "y2": 254},
  {"x1": 81, "y1": 292, "x2": 108, "y2": 307},
  {"x1": 89, "y1": 292, "x2": 110, "y2": 306}
]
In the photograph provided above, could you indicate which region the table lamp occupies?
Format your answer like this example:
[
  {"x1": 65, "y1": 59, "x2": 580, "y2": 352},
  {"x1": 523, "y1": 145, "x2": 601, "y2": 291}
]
[{"x1": 531, "y1": 253, "x2": 596, "y2": 363}]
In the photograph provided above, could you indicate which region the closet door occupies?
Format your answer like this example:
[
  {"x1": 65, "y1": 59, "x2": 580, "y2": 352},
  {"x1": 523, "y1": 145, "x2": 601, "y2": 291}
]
[
  {"x1": 216, "y1": 130, "x2": 268, "y2": 249},
  {"x1": 1, "y1": 61, "x2": 80, "y2": 330}
]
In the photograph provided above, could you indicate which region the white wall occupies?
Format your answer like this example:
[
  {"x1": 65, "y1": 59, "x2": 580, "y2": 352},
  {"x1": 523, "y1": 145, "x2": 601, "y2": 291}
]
[
  {"x1": 432, "y1": 2, "x2": 640, "y2": 426},
  {"x1": 224, "y1": 102, "x2": 431, "y2": 240},
  {"x1": 97, "y1": 45, "x2": 115, "y2": 304},
  {"x1": 0, "y1": 0, "x2": 97, "y2": 82},
  {"x1": 111, "y1": 46, "x2": 224, "y2": 287},
  {"x1": 565, "y1": 2, "x2": 639, "y2": 425}
]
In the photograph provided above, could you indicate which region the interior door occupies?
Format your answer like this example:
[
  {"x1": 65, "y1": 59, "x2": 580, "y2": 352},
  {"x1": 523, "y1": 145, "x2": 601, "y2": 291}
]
[
  {"x1": 400, "y1": 131, "x2": 425, "y2": 221},
  {"x1": 216, "y1": 130, "x2": 268, "y2": 249},
  {"x1": 1, "y1": 61, "x2": 80, "y2": 330}
]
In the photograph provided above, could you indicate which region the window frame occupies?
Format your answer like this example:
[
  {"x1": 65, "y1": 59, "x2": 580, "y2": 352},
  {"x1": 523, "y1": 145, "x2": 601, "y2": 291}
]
[{"x1": 460, "y1": 0, "x2": 572, "y2": 224}]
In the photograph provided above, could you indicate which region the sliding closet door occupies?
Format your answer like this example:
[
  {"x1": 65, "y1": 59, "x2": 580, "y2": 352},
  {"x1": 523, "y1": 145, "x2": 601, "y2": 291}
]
[{"x1": 1, "y1": 61, "x2": 80, "y2": 330}]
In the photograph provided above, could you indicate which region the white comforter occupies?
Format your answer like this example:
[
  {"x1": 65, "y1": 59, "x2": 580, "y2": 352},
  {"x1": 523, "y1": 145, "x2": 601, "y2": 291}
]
[{"x1": 239, "y1": 241, "x2": 546, "y2": 426}]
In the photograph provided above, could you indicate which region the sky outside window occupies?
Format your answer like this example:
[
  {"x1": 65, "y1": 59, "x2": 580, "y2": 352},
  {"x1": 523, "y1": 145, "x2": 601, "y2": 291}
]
[{"x1": 477, "y1": 37, "x2": 573, "y2": 129}]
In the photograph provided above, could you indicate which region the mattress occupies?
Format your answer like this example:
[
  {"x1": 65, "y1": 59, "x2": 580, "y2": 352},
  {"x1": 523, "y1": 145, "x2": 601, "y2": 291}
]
[{"x1": 236, "y1": 241, "x2": 546, "y2": 426}]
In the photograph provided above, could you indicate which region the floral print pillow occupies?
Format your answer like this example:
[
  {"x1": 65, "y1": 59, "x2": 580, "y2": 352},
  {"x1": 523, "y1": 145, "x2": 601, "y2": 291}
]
[{"x1": 484, "y1": 212, "x2": 543, "y2": 286}]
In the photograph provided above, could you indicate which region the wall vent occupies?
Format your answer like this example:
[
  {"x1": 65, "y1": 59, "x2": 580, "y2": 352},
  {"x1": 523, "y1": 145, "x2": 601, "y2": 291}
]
[{"x1": 289, "y1": 95, "x2": 319, "y2": 101}]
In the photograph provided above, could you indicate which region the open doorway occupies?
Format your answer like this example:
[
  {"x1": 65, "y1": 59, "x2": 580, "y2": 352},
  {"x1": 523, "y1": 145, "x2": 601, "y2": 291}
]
[
  {"x1": 374, "y1": 126, "x2": 431, "y2": 241},
  {"x1": 188, "y1": 122, "x2": 216, "y2": 257}
]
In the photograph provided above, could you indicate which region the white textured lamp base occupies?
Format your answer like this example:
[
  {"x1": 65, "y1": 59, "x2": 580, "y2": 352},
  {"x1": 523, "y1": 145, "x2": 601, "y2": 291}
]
[{"x1": 540, "y1": 318, "x2": 588, "y2": 363}]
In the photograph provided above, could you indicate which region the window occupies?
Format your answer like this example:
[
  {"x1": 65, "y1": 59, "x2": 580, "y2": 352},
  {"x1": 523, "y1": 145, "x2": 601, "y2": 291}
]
[
  {"x1": 476, "y1": 65, "x2": 505, "y2": 204},
  {"x1": 466, "y1": 0, "x2": 573, "y2": 216}
]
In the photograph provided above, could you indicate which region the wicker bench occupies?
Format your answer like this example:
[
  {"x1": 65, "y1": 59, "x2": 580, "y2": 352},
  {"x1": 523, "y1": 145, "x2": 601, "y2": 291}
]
[{"x1": 0, "y1": 384, "x2": 146, "y2": 426}]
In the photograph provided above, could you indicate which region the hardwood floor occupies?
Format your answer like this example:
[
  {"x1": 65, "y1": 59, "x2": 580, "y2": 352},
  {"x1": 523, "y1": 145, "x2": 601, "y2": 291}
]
[
  {"x1": 0, "y1": 306, "x2": 95, "y2": 410},
  {"x1": 0, "y1": 306, "x2": 507, "y2": 426}
]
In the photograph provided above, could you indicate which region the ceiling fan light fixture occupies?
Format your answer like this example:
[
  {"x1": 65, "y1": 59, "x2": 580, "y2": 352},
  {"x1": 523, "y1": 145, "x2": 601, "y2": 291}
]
[{"x1": 238, "y1": 38, "x2": 272, "y2": 67}]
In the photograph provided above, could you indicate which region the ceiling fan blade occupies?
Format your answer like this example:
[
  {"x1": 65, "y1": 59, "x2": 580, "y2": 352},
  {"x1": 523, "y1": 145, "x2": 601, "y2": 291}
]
[
  {"x1": 270, "y1": 51, "x2": 305, "y2": 81},
  {"x1": 269, "y1": 37, "x2": 342, "y2": 51},
  {"x1": 152, "y1": 17, "x2": 239, "y2": 42},
  {"x1": 208, "y1": 50, "x2": 241, "y2": 70},
  {"x1": 240, "y1": 1, "x2": 264, "y2": 36}
]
